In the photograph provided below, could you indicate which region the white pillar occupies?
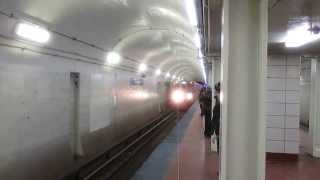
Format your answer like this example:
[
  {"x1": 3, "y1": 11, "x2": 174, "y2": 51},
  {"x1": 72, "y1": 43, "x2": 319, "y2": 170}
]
[
  {"x1": 220, "y1": 0, "x2": 267, "y2": 180},
  {"x1": 309, "y1": 58, "x2": 320, "y2": 157}
]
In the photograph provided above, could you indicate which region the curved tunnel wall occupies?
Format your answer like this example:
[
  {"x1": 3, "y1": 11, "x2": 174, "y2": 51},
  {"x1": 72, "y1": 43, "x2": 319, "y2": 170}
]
[{"x1": 0, "y1": 45, "x2": 166, "y2": 179}]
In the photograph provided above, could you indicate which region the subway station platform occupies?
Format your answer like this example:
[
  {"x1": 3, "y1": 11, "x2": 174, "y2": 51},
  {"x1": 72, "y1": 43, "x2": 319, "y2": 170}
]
[
  {"x1": 131, "y1": 103, "x2": 219, "y2": 180},
  {"x1": 131, "y1": 102, "x2": 320, "y2": 180}
]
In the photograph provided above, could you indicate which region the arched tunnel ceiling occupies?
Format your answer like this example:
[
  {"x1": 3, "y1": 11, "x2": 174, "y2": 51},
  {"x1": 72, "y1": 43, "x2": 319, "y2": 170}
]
[{"x1": 0, "y1": 0, "x2": 204, "y2": 81}]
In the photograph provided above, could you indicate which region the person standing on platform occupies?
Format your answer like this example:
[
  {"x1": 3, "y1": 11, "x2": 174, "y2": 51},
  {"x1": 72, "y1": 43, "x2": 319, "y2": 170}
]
[
  {"x1": 212, "y1": 82, "x2": 221, "y2": 153},
  {"x1": 203, "y1": 86, "x2": 213, "y2": 137},
  {"x1": 199, "y1": 86, "x2": 206, "y2": 116}
]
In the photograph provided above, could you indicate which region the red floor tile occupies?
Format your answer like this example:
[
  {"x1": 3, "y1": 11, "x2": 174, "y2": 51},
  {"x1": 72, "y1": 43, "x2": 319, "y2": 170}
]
[
  {"x1": 164, "y1": 107, "x2": 219, "y2": 180},
  {"x1": 266, "y1": 128, "x2": 320, "y2": 180},
  {"x1": 163, "y1": 106, "x2": 320, "y2": 180}
]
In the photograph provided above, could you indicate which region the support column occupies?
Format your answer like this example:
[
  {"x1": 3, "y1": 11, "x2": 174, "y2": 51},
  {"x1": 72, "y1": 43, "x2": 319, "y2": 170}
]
[
  {"x1": 220, "y1": 0, "x2": 267, "y2": 180},
  {"x1": 309, "y1": 59, "x2": 320, "y2": 157}
]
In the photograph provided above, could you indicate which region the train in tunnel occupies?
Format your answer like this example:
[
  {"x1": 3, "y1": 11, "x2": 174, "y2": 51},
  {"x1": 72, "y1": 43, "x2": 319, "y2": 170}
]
[{"x1": 0, "y1": 0, "x2": 206, "y2": 179}]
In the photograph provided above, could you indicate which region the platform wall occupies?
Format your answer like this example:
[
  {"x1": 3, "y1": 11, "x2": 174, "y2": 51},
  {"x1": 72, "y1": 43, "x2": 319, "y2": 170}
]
[
  {"x1": 266, "y1": 55, "x2": 300, "y2": 154},
  {"x1": 0, "y1": 45, "x2": 167, "y2": 180}
]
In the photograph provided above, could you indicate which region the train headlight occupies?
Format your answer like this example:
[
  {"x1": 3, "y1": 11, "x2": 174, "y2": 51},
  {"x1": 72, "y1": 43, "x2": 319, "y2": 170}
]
[
  {"x1": 186, "y1": 92, "x2": 193, "y2": 100},
  {"x1": 171, "y1": 89, "x2": 185, "y2": 104}
]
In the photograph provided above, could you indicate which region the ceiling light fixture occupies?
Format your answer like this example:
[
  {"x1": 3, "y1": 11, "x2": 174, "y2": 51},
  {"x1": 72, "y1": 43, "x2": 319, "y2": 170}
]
[
  {"x1": 155, "y1": 69, "x2": 161, "y2": 76},
  {"x1": 139, "y1": 63, "x2": 148, "y2": 72},
  {"x1": 284, "y1": 23, "x2": 320, "y2": 48},
  {"x1": 106, "y1": 51, "x2": 121, "y2": 65},
  {"x1": 15, "y1": 22, "x2": 50, "y2": 43}
]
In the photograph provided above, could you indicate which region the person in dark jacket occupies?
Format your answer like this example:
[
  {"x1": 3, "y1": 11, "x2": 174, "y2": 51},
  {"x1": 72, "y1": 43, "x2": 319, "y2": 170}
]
[
  {"x1": 203, "y1": 87, "x2": 213, "y2": 137},
  {"x1": 199, "y1": 86, "x2": 206, "y2": 116},
  {"x1": 212, "y1": 82, "x2": 221, "y2": 152}
]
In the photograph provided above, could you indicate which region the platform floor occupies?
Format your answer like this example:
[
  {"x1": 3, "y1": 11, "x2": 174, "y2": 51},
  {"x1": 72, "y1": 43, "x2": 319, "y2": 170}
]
[
  {"x1": 131, "y1": 102, "x2": 320, "y2": 180},
  {"x1": 131, "y1": 103, "x2": 219, "y2": 180},
  {"x1": 266, "y1": 127, "x2": 320, "y2": 180}
]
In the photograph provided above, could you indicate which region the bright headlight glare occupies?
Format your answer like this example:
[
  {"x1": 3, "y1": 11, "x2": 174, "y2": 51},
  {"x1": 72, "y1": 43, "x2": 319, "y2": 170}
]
[
  {"x1": 15, "y1": 22, "x2": 50, "y2": 43},
  {"x1": 171, "y1": 89, "x2": 185, "y2": 104},
  {"x1": 186, "y1": 92, "x2": 193, "y2": 100}
]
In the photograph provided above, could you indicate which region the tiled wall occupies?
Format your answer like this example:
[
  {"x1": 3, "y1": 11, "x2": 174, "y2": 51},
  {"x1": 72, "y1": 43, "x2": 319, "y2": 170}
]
[{"x1": 266, "y1": 55, "x2": 300, "y2": 154}]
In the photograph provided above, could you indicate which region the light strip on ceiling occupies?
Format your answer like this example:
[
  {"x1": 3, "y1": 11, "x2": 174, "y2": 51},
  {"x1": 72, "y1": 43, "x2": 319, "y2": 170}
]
[
  {"x1": 284, "y1": 23, "x2": 320, "y2": 48},
  {"x1": 184, "y1": 0, "x2": 198, "y2": 26},
  {"x1": 194, "y1": 33, "x2": 201, "y2": 48},
  {"x1": 199, "y1": 51, "x2": 207, "y2": 82},
  {"x1": 15, "y1": 22, "x2": 50, "y2": 43},
  {"x1": 184, "y1": 0, "x2": 207, "y2": 82}
]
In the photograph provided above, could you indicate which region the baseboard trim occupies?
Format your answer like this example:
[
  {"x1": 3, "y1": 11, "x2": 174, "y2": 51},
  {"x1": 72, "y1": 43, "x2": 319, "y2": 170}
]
[{"x1": 266, "y1": 152, "x2": 298, "y2": 161}]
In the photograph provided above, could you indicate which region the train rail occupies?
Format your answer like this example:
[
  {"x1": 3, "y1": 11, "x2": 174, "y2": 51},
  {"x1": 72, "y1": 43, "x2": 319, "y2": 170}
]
[{"x1": 61, "y1": 111, "x2": 177, "y2": 180}]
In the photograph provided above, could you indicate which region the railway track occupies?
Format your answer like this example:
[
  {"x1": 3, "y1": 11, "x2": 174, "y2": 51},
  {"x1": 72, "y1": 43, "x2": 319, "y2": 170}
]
[{"x1": 61, "y1": 111, "x2": 177, "y2": 180}]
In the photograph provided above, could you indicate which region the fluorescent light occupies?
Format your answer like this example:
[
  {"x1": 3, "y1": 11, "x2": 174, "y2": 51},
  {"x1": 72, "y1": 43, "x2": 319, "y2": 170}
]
[
  {"x1": 106, "y1": 51, "x2": 121, "y2": 65},
  {"x1": 166, "y1": 73, "x2": 171, "y2": 78},
  {"x1": 284, "y1": 23, "x2": 320, "y2": 48},
  {"x1": 155, "y1": 69, "x2": 161, "y2": 76},
  {"x1": 194, "y1": 33, "x2": 201, "y2": 48},
  {"x1": 139, "y1": 63, "x2": 148, "y2": 72},
  {"x1": 199, "y1": 49, "x2": 206, "y2": 82},
  {"x1": 184, "y1": 0, "x2": 198, "y2": 26},
  {"x1": 15, "y1": 22, "x2": 50, "y2": 43},
  {"x1": 198, "y1": 50, "x2": 203, "y2": 58},
  {"x1": 172, "y1": 75, "x2": 176, "y2": 79},
  {"x1": 184, "y1": 0, "x2": 201, "y2": 48},
  {"x1": 199, "y1": 56, "x2": 207, "y2": 82}
]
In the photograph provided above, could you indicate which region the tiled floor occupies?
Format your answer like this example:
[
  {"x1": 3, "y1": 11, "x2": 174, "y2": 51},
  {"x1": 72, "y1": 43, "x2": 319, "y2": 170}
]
[
  {"x1": 131, "y1": 103, "x2": 219, "y2": 180},
  {"x1": 266, "y1": 154, "x2": 320, "y2": 180},
  {"x1": 131, "y1": 103, "x2": 320, "y2": 180},
  {"x1": 266, "y1": 128, "x2": 320, "y2": 180}
]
